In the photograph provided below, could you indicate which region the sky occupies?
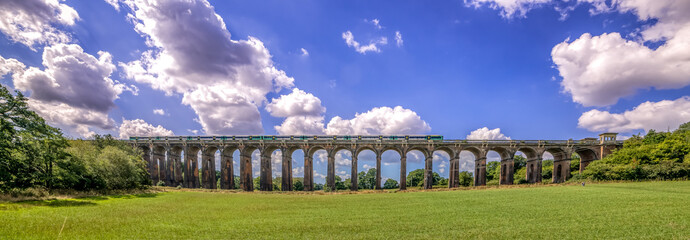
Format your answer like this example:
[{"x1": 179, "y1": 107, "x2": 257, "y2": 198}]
[{"x1": 1, "y1": 0, "x2": 689, "y2": 184}]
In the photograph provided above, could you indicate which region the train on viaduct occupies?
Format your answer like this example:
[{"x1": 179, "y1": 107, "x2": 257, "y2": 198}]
[{"x1": 129, "y1": 133, "x2": 622, "y2": 191}]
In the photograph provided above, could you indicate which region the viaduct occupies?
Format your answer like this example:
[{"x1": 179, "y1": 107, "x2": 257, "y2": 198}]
[{"x1": 129, "y1": 133, "x2": 622, "y2": 191}]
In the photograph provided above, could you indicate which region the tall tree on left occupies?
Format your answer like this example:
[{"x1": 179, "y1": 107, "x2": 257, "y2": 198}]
[{"x1": 0, "y1": 85, "x2": 68, "y2": 192}]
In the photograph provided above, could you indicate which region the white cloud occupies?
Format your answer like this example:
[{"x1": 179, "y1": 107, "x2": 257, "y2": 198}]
[
  {"x1": 464, "y1": 0, "x2": 551, "y2": 18},
  {"x1": 366, "y1": 18, "x2": 383, "y2": 29},
  {"x1": 293, "y1": 166, "x2": 304, "y2": 177},
  {"x1": 342, "y1": 31, "x2": 388, "y2": 54},
  {"x1": 552, "y1": 0, "x2": 690, "y2": 107},
  {"x1": 153, "y1": 109, "x2": 165, "y2": 115},
  {"x1": 119, "y1": 119, "x2": 173, "y2": 139},
  {"x1": 0, "y1": 0, "x2": 79, "y2": 49},
  {"x1": 3, "y1": 44, "x2": 130, "y2": 137},
  {"x1": 395, "y1": 31, "x2": 403, "y2": 47},
  {"x1": 325, "y1": 106, "x2": 431, "y2": 135},
  {"x1": 466, "y1": 127, "x2": 511, "y2": 140},
  {"x1": 578, "y1": 96, "x2": 690, "y2": 133},
  {"x1": 552, "y1": 31, "x2": 690, "y2": 107},
  {"x1": 300, "y1": 48, "x2": 309, "y2": 56},
  {"x1": 104, "y1": 0, "x2": 120, "y2": 11},
  {"x1": 266, "y1": 88, "x2": 326, "y2": 117},
  {"x1": 117, "y1": 0, "x2": 294, "y2": 135},
  {"x1": 274, "y1": 116, "x2": 326, "y2": 135}
]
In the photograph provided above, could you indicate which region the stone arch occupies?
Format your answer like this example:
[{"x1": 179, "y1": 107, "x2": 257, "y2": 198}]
[
  {"x1": 574, "y1": 147, "x2": 598, "y2": 173},
  {"x1": 185, "y1": 145, "x2": 201, "y2": 188},
  {"x1": 220, "y1": 146, "x2": 238, "y2": 189},
  {"x1": 354, "y1": 146, "x2": 378, "y2": 190},
  {"x1": 152, "y1": 145, "x2": 166, "y2": 186},
  {"x1": 259, "y1": 145, "x2": 282, "y2": 191},
  {"x1": 516, "y1": 147, "x2": 540, "y2": 184},
  {"x1": 290, "y1": 147, "x2": 306, "y2": 191},
  {"x1": 380, "y1": 148, "x2": 402, "y2": 190},
  {"x1": 487, "y1": 146, "x2": 515, "y2": 185},
  {"x1": 238, "y1": 145, "x2": 257, "y2": 191},
  {"x1": 201, "y1": 146, "x2": 219, "y2": 189},
  {"x1": 544, "y1": 147, "x2": 571, "y2": 183},
  {"x1": 431, "y1": 147, "x2": 454, "y2": 188},
  {"x1": 169, "y1": 146, "x2": 184, "y2": 187}
]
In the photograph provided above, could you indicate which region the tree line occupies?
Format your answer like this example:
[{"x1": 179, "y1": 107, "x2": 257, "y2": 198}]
[{"x1": 1, "y1": 86, "x2": 149, "y2": 194}]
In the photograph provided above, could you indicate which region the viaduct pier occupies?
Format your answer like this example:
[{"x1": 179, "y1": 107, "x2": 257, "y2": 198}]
[{"x1": 129, "y1": 133, "x2": 622, "y2": 191}]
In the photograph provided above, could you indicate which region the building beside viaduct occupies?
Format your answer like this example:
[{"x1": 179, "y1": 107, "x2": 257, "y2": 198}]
[{"x1": 130, "y1": 133, "x2": 622, "y2": 191}]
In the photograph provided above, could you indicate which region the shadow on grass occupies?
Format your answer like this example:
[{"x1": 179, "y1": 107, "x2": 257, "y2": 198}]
[{"x1": 2, "y1": 192, "x2": 161, "y2": 210}]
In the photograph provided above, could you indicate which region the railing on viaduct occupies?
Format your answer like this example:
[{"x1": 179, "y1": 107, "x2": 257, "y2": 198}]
[{"x1": 129, "y1": 134, "x2": 623, "y2": 191}]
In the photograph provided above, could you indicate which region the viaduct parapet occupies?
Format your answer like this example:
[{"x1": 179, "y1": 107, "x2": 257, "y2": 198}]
[{"x1": 130, "y1": 133, "x2": 622, "y2": 191}]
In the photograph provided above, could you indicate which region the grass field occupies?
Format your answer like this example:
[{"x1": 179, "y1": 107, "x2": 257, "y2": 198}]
[{"x1": 1, "y1": 181, "x2": 689, "y2": 239}]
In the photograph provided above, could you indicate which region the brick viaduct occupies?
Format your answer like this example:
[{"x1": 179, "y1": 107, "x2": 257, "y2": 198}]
[{"x1": 130, "y1": 134, "x2": 621, "y2": 191}]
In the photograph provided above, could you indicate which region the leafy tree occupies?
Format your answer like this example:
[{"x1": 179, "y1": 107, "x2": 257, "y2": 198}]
[
  {"x1": 459, "y1": 171, "x2": 473, "y2": 187},
  {"x1": 293, "y1": 180, "x2": 304, "y2": 191},
  {"x1": 406, "y1": 169, "x2": 424, "y2": 187},
  {"x1": 314, "y1": 183, "x2": 324, "y2": 190},
  {"x1": 358, "y1": 168, "x2": 377, "y2": 189},
  {"x1": 383, "y1": 179, "x2": 399, "y2": 189},
  {"x1": 334, "y1": 176, "x2": 347, "y2": 190},
  {"x1": 486, "y1": 161, "x2": 500, "y2": 181},
  {"x1": 541, "y1": 160, "x2": 554, "y2": 180},
  {"x1": 513, "y1": 155, "x2": 526, "y2": 171},
  {"x1": 0, "y1": 85, "x2": 69, "y2": 192}
]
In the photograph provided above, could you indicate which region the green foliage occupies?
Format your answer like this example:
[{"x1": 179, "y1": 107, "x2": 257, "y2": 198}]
[
  {"x1": 458, "y1": 171, "x2": 473, "y2": 187},
  {"x1": 383, "y1": 179, "x2": 399, "y2": 189},
  {"x1": 314, "y1": 183, "x2": 324, "y2": 191},
  {"x1": 293, "y1": 179, "x2": 304, "y2": 191},
  {"x1": 406, "y1": 169, "x2": 424, "y2": 187},
  {"x1": 334, "y1": 176, "x2": 347, "y2": 190},
  {"x1": 540, "y1": 160, "x2": 553, "y2": 181},
  {"x1": 57, "y1": 137, "x2": 149, "y2": 190},
  {"x1": 0, "y1": 85, "x2": 69, "y2": 192},
  {"x1": 486, "y1": 161, "x2": 500, "y2": 181},
  {"x1": 358, "y1": 168, "x2": 377, "y2": 189}
]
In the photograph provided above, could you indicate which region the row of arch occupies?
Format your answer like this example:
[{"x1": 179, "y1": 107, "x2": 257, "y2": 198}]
[{"x1": 139, "y1": 144, "x2": 602, "y2": 191}]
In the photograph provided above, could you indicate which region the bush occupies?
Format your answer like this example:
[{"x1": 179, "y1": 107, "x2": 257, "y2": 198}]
[{"x1": 157, "y1": 181, "x2": 166, "y2": 187}]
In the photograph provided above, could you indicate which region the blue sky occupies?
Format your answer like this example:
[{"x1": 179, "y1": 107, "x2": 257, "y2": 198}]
[{"x1": 1, "y1": 0, "x2": 689, "y2": 183}]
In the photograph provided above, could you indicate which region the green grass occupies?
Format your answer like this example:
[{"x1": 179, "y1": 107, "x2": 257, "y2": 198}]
[{"x1": 2, "y1": 181, "x2": 689, "y2": 239}]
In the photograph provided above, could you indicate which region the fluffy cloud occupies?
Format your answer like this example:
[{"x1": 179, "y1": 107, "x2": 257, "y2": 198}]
[
  {"x1": 578, "y1": 97, "x2": 690, "y2": 133},
  {"x1": 466, "y1": 127, "x2": 511, "y2": 140},
  {"x1": 274, "y1": 116, "x2": 326, "y2": 135},
  {"x1": 395, "y1": 31, "x2": 403, "y2": 47},
  {"x1": 325, "y1": 106, "x2": 431, "y2": 135},
  {"x1": 266, "y1": 88, "x2": 325, "y2": 117},
  {"x1": 464, "y1": 0, "x2": 551, "y2": 18},
  {"x1": 2, "y1": 44, "x2": 130, "y2": 137},
  {"x1": 365, "y1": 18, "x2": 383, "y2": 29},
  {"x1": 153, "y1": 109, "x2": 165, "y2": 115},
  {"x1": 342, "y1": 31, "x2": 387, "y2": 54},
  {"x1": 300, "y1": 48, "x2": 309, "y2": 56},
  {"x1": 0, "y1": 0, "x2": 79, "y2": 49},
  {"x1": 116, "y1": 0, "x2": 294, "y2": 135},
  {"x1": 552, "y1": 0, "x2": 690, "y2": 106},
  {"x1": 118, "y1": 119, "x2": 174, "y2": 139},
  {"x1": 552, "y1": 30, "x2": 690, "y2": 107}
]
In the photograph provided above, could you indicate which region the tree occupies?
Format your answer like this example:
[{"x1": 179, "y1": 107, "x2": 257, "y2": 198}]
[
  {"x1": 314, "y1": 183, "x2": 324, "y2": 190},
  {"x1": 406, "y1": 169, "x2": 424, "y2": 187},
  {"x1": 293, "y1": 180, "x2": 304, "y2": 191},
  {"x1": 459, "y1": 171, "x2": 473, "y2": 187},
  {"x1": 513, "y1": 155, "x2": 527, "y2": 171},
  {"x1": 1, "y1": 85, "x2": 69, "y2": 192},
  {"x1": 486, "y1": 161, "x2": 500, "y2": 181},
  {"x1": 335, "y1": 176, "x2": 347, "y2": 190},
  {"x1": 358, "y1": 168, "x2": 377, "y2": 189},
  {"x1": 383, "y1": 179, "x2": 399, "y2": 189}
]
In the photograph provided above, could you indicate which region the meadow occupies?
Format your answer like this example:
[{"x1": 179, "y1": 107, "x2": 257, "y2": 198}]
[{"x1": 1, "y1": 181, "x2": 689, "y2": 239}]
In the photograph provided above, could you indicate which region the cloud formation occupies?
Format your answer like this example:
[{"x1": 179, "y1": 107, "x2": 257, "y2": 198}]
[
  {"x1": 466, "y1": 127, "x2": 511, "y2": 140},
  {"x1": 325, "y1": 106, "x2": 431, "y2": 135},
  {"x1": 552, "y1": 0, "x2": 690, "y2": 106},
  {"x1": 578, "y1": 97, "x2": 690, "y2": 133},
  {"x1": 0, "y1": 0, "x2": 79, "y2": 49},
  {"x1": 464, "y1": 0, "x2": 550, "y2": 18},
  {"x1": 119, "y1": 119, "x2": 174, "y2": 139},
  {"x1": 342, "y1": 31, "x2": 387, "y2": 54},
  {"x1": 2, "y1": 44, "x2": 131, "y2": 137},
  {"x1": 395, "y1": 31, "x2": 403, "y2": 47},
  {"x1": 116, "y1": 0, "x2": 294, "y2": 135}
]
